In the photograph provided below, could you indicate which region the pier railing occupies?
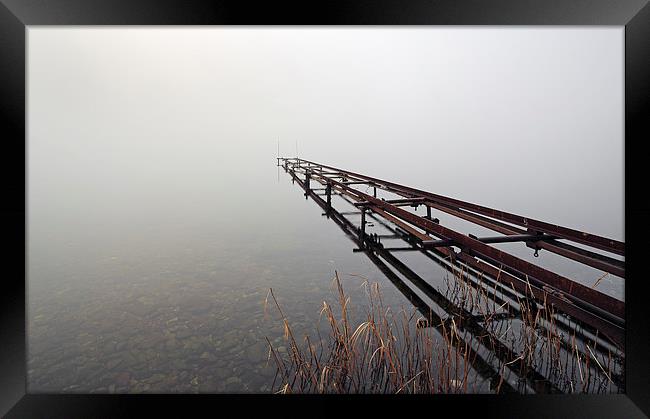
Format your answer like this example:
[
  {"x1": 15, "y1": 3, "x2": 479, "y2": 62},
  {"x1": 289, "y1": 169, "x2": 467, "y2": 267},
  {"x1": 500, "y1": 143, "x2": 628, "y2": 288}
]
[{"x1": 278, "y1": 157, "x2": 625, "y2": 379}]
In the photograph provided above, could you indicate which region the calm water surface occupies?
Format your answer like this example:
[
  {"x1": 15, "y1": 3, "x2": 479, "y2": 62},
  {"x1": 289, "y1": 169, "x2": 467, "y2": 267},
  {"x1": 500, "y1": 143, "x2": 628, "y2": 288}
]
[
  {"x1": 27, "y1": 163, "x2": 623, "y2": 393},
  {"x1": 28, "y1": 164, "x2": 418, "y2": 393}
]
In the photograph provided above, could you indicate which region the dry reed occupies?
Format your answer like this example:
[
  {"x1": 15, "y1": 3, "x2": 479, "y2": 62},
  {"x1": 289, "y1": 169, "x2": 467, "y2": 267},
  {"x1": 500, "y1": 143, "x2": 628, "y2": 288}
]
[{"x1": 264, "y1": 268, "x2": 623, "y2": 394}]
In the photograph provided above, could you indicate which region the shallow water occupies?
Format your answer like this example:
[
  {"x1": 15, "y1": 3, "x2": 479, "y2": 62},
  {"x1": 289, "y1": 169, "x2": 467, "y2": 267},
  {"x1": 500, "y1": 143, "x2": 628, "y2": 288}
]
[
  {"x1": 27, "y1": 163, "x2": 623, "y2": 393},
  {"x1": 27, "y1": 165, "x2": 421, "y2": 393}
]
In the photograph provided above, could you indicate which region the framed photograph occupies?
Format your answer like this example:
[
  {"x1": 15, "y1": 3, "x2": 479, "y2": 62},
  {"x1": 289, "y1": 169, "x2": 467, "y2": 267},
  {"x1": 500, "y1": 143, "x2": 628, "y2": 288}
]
[{"x1": 1, "y1": 0, "x2": 648, "y2": 417}]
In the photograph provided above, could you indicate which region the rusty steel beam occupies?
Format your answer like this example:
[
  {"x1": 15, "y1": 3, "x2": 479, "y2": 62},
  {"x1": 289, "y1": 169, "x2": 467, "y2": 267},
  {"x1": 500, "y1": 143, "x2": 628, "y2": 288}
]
[
  {"x1": 354, "y1": 247, "x2": 420, "y2": 252},
  {"x1": 382, "y1": 215, "x2": 624, "y2": 338},
  {"x1": 346, "y1": 174, "x2": 624, "y2": 278},
  {"x1": 422, "y1": 201, "x2": 625, "y2": 278},
  {"x1": 420, "y1": 233, "x2": 560, "y2": 248},
  {"x1": 287, "y1": 159, "x2": 625, "y2": 348},
  {"x1": 312, "y1": 172, "x2": 624, "y2": 320},
  {"x1": 308, "y1": 170, "x2": 613, "y2": 391},
  {"x1": 309, "y1": 166, "x2": 622, "y2": 280},
  {"x1": 355, "y1": 197, "x2": 428, "y2": 207},
  {"x1": 470, "y1": 233, "x2": 560, "y2": 244},
  {"x1": 306, "y1": 169, "x2": 625, "y2": 384},
  {"x1": 331, "y1": 189, "x2": 625, "y2": 379},
  {"x1": 373, "y1": 215, "x2": 624, "y2": 350},
  {"x1": 323, "y1": 172, "x2": 616, "y2": 318},
  {"x1": 298, "y1": 159, "x2": 624, "y2": 256},
  {"x1": 338, "y1": 180, "x2": 376, "y2": 185}
]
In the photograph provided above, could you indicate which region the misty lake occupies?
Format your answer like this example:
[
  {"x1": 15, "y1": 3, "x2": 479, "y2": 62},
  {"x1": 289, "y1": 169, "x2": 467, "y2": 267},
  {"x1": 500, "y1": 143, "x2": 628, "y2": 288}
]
[
  {"x1": 27, "y1": 161, "x2": 623, "y2": 393},
  {"x1": 27, "y1": 163, "x2": 420, "y2": 393},
  {"x1": 27, "y1": 27, "x2": 624, "y2": 394}
]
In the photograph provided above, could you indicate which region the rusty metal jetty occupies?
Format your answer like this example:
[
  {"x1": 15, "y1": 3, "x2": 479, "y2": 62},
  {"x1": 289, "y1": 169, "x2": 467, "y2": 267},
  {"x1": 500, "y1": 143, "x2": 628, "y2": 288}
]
[{"x1": 278, "y1": 157, "x2": 625, "y2": 393}]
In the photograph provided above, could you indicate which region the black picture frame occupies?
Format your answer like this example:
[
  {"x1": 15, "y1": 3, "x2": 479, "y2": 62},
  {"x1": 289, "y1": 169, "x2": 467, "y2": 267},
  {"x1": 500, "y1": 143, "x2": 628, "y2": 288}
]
[{"x1": 1, "y1": 1, "x2": 648, "y2": 417}]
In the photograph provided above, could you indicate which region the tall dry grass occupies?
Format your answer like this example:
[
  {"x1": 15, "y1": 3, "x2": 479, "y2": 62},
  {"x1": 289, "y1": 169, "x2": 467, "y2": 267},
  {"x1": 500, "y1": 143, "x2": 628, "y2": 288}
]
[{"x1": 264, "y1": 268, "x2": 623, "y2": 394}]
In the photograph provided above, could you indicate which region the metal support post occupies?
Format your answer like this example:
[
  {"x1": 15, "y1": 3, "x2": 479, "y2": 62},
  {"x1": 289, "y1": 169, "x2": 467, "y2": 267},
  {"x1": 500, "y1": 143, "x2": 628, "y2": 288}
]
[
  {"x1": 326, "y1": 181, "x2": 332, "y2": 208},
  {"x1": 359, "y1": 208, "x2": 367, "y2": 247}
]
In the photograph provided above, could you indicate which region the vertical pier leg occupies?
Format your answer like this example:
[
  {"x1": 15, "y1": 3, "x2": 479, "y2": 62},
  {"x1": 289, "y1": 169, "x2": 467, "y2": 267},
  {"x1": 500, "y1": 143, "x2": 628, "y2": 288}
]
[
  {"x1": 426, "y1": 206, "x2": 431, "y2": 219},
  {"x1": 304, "y1": 170, "x2": 311, "y2": 198},
  {"x1": 359, "y1": 208, "x2": 367, "y2": 247},
  {"x1": 373, "y1": 186, "x2": 377, "y2": 198},
  {"x1": 326, "y1": 182, "x2": 332, "y2": 208}
]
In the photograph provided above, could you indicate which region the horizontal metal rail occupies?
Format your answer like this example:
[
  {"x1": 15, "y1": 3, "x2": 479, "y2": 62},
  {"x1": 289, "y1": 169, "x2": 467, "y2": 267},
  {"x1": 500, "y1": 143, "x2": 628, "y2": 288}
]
[
  {"x1": 281, "y1": 158, "x2": 625, "y2": 349},
  {"x1": 421, "y1": 201, "x2": 625, "y2": 278},
  {"x1": 364, "y1": 196, "x2": 625, "y2": 344},
  {"x1": 297, "y1": 159, "x2": 625, "y2": 257},
  {"x1": 316, "y1": 172, "x2": 625, "y2": 320},
  {"x1": 420, "y1": 233, "x2": 560, "y2": 248},
  {"x1": 292, "y1": 163, "x2": 625, "y2": 277}
]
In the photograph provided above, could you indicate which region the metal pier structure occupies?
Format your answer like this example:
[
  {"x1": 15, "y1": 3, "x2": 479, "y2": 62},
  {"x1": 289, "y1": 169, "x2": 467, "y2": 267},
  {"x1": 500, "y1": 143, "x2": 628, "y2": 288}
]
[{"x1": 278, "y1": 157, "x2": 625, "y2": 393}]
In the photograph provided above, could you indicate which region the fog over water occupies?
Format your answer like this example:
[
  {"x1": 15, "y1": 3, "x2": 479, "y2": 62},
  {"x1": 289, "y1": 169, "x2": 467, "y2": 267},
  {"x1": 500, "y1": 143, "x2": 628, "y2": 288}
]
[{"x1": 27, "y1": 28, "x2": 624, "y2": 393}]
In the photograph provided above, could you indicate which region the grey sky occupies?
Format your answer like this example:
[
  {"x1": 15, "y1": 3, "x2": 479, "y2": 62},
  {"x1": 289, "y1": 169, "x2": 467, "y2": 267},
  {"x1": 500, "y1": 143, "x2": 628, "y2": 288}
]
[{"x1": 28, "y1": 27, "x2": 624, "y2": 240}]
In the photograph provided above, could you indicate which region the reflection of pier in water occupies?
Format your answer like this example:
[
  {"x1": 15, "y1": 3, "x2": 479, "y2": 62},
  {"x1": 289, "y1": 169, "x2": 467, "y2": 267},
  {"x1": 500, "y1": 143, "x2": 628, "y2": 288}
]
[{"x1": 278, "y1": 157, "x2": 625, "y2": 394}]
